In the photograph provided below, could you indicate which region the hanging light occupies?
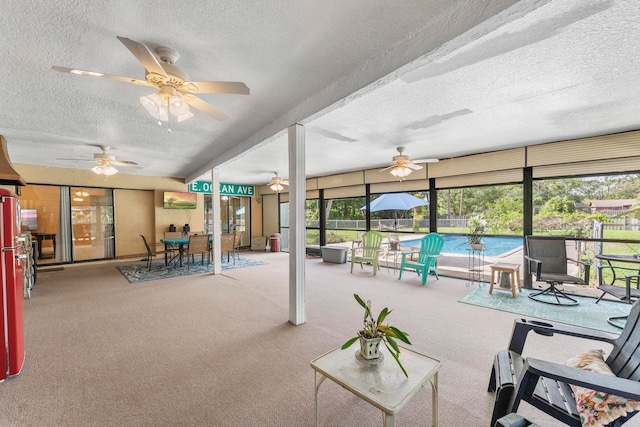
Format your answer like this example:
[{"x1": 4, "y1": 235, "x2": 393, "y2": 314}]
[
  {"x1": 268, "y1": 172, "x2": 288, "y2": 193},
  {"x1": 389, "y1": 166, "x2": 413, "y2": 179},
  {"x1": 140, "y1": 92, "x2": 193, "y2": 123},
  {"x1": 91, "y1": 160, "x2": 118, "y2": 176},
  {"x1": 269, "y1": 182, "x2": 284, "y2": 192}
]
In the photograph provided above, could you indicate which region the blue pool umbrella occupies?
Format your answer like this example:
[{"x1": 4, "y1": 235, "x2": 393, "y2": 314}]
[
  {"x1": 363, "y1": 192, "x2": 429, "y2": 212},
  {"x1": 361, "y1": 192, "x2": 429, "y2": 229}
]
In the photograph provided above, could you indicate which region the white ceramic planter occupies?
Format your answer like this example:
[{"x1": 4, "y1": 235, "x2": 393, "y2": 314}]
[{"x1": 359, "y1": 336, "x2": 382, "y2": 360}]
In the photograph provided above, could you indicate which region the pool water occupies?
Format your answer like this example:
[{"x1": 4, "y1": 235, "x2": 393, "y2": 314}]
[{"x1": 401, "y1": 235, "x2": 522, "y2": 256}]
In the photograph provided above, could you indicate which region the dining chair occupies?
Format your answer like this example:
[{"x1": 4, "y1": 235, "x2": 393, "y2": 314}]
[
  {"x1": 233, "y1": 231, "x2": 242, "y2": 260},
  {"x1": 139, "y1": 234, "x2": 156, "y2": 271},
  {"x1": 186, "y1": 234, "x2": 210, "y2": 269},
  {"x1": 163, "y1": 231, "x2": 183, "y2": 265},
  {"x1": 221, "y1": 233, "x2": 236, "y2": 264}
]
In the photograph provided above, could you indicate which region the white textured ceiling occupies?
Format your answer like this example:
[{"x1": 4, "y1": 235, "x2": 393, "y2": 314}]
[{"x1": 2, "y1": 0, "x2": 639, "y2": 186}]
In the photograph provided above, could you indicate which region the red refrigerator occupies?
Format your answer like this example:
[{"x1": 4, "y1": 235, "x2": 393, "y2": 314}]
[{"x1": 0, "y1": 188, "x2": 24, "y2": 381}]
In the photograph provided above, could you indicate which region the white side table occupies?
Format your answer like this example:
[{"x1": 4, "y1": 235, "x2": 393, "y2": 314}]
[{"x1": 311, "y1": 345, "x2": 441, "y2": 426}]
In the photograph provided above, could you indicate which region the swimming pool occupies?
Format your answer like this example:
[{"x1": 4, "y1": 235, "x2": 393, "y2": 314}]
[{"x1": 400, "y1": 235, "x2": 522, "y2": 256}]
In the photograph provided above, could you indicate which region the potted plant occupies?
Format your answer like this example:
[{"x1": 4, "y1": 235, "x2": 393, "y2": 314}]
[
  {"x1": 467, "y1": 215, "x2": 487, "y2": 250},
  {"x1": 341, "y1": 294, "x2": 412, "y2": 377}
]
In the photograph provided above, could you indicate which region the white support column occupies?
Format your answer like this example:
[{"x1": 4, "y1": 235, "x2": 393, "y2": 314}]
[
  {"x1": 212, "y1": 168, "x2": 222, "y2": 275},
  {"x1": 288, "y1": 124, "x2": 306, "y2": 325}
]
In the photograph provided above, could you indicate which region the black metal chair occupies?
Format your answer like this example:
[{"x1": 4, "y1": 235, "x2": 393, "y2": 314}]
[
  {"x1": 139, "y1": 234, "x2": 156, "y2": 271},
  {"x1": 597, "y1": 274, "x2": 640, "y2": 328},
  {"x1": 488, "y1": 299, "x2": 640, "y2": 427},
  {"x1": 524, "y1": 236, "x2": 590, "y2": 306}
]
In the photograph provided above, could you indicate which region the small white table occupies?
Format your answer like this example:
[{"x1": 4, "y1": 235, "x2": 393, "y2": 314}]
[{"x1": 311, "y1": 345, "x2": 441, "y2": 426}]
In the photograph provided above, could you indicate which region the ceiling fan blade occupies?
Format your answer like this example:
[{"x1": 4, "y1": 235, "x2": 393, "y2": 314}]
[
  {"x1": 407, "y1": 163, "x2": 423, "y2": 170},
  {"x1": 52, "y1": 66, "x2": 151, "y2": 86},
  {"x1": 414, "y1": 158, "x2": 440, "y2": 163},
  {"x1": 281, "y1": 180, "x2": 290, "y2": 186},
  {"x1": 184, "y1": 96, "x2": 229, "y2": 121},
  {"x1": 57, "y1": 157, "x2": 96, "y2": 162},
  {"x1": 111, "y1": 160, "x2": 142, "y2": 168},
  {"x1": 183, "y1": 81, "x2": 250, "y2": 95},
  {"x1": 379, "y1": 165, "x2": 396, "y2": 172},
  {"x1": 116, "y1": 36, "x2": 167, "y2": 77}
]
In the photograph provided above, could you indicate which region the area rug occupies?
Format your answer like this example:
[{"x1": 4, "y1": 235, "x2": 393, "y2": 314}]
[
  {"x1": 459, "y1": 286, "x2": 632, "y2": 333},
  {"x1": 117, "y1": 257, "x2": 266, "y2": 283}
]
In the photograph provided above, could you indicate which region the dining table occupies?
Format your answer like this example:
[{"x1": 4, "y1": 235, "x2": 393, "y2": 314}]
[{"x1": 161, "y1": 235, "x2": 212, "y2": 268}]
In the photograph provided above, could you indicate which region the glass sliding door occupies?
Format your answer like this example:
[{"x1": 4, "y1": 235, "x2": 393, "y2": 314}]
[
  {"x1": 19, "y1": 185, "x2": 115, "y2": 264},
  {"x1": 204, "y1": 194, "x2": 251, "y2": 247},
  {"x1": 70, "y1": 187, "x2": 114, "y2": 261},
  {"x1": 19, "y1": 185, "x2": 63, "y2": 265}
]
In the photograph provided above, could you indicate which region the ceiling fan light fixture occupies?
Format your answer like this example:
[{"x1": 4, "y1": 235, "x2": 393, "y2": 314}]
[
  {"x1": 169, "y1": 95, "x2": 189, "y2": 116},
  {"x1": 270, "y1": 183, "x2": 284, "y2": 192},
  {"x1": 175, "y1": 109, "x2": 194, "y2": 122},
  {"x1": 390, "y1": 166, "x2": 413, "y2": 178},
  {"x1": 140, "y1": 93, "x2": 163, "y2": 117},
  {"x1": 92, "y1": 162, "x2": 118, "y2": 176}
]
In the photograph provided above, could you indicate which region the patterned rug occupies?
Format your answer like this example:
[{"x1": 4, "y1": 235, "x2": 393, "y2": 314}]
[
  {"x1": 117, "y1": 257, "x2": 266, "y2": 283},
  {"x1": 459, "y1": 286, "x2": 632, "y2": 333}
]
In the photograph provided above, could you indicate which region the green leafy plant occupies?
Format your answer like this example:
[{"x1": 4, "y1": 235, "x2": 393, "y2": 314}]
[
  {"x1": 467, "y1": 215, "x2": 487, "y2": 245},
  {"x1": 341, "y1": 294, "x2": 412, "y2": 377}
]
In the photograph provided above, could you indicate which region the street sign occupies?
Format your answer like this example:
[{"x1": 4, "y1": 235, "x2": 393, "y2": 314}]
[{"x1": 189, "y1": 181, "x2": 255, "y2": 197}]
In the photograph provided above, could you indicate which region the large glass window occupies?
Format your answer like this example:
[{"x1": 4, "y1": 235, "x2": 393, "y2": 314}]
[
  {"x1": 533, "y1": 174, "x2": 640, "y2": 286},
  {"x1": 325, "y1": 197, "x2": 366, "y2": 245},
  {"x1": 437, "y1": 184, "x2": 523, "y2": 237},
  {"x1": 370, "y1": 191, "x2": 430, "y2": 233},
  {"x1": 306, "y1": 199, "x2": 320, "y2": 248}
]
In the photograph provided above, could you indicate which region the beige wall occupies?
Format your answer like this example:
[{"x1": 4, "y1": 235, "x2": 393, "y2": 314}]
[
  {"x1": 115, "y1": 189, "x2": 155, "y2": 258},
  {"x1": 154, "y1": 190, "x2": 205, "y2": 243},
  {"x1": 16, "y1": 163, "x2": 207, "y2": 258},
  {"x1": 261, "y1": 193, "x2": 280, "y2": 238},
  {"x1": 251, "y1": 195, "x2": 263, "y2": 238}
]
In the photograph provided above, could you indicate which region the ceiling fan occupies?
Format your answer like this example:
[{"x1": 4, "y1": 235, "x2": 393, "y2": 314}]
[
  {"x1": 52, "y1": 36, "x2": 250, "y2": 123},
  {"x1": 380, "y1": 146, "x2": 438, "y2": 180},
  {"x1": 268, "y1": 172, "x2": 289, "y2": 192},
  {"x1": 58, "y1": 145, "x2": 142, "y2": 176}
]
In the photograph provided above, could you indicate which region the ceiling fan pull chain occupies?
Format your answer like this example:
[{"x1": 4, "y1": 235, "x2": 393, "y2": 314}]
[{"x1": 166, "y1": 103, "x2": 172, "y2": 133}]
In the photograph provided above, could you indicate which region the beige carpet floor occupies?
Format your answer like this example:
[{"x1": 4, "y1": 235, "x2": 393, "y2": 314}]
[{"x1": 0, "y1": 252, "x2": 630, "y2": 426}]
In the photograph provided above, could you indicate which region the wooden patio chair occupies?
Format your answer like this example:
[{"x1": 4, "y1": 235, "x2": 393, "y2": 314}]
[
  {"x1": 488, "y1": 299, "x2": 640, "y2": 427},
  {"x1": 350, "y1": 231, "x2": 383, "y2": 276},
  {"x1": 398, "y1": 233, "x2": 444, "y2": 285}
]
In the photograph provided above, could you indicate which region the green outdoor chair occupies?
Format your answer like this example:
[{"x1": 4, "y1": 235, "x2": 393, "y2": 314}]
[
  {"x1": 350, "y1": 231, "x2": 384, "y2": 276},
  {"x1": 398, "y1": 233, "x2": 444, "y2": 285}
]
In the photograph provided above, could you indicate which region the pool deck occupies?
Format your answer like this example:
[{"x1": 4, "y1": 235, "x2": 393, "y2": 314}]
[{"x1": 331, "y1": 233, "x2": 602, "y2": 298}]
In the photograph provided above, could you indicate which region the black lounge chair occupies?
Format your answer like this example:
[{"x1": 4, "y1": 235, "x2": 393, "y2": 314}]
[{"x1": 488, "y1": 299, "x2": 640, "y2": 426}]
